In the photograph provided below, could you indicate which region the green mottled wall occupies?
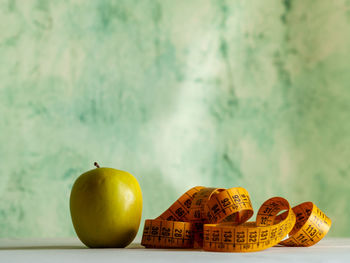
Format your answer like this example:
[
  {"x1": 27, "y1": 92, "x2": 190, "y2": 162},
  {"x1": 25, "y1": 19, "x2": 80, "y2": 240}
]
[{"x1": 1, "y1": 0, "x2": 349, "y2": 238}]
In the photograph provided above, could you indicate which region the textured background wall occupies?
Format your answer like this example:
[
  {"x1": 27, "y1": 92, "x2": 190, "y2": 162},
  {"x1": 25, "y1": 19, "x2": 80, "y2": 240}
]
[{"x1": 1, "y1": 0, "x2": 350, "y2": 238}]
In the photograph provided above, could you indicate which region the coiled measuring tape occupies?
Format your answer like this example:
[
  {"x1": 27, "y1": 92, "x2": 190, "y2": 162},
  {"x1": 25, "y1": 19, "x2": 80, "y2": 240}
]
[{"x1": 141, "y1": 186, "x2": 331, "y2": 252}]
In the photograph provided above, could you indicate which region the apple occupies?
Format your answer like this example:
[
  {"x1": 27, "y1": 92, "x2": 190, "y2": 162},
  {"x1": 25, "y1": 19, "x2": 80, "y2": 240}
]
[{"x1": 70, "y1": 162, "x2": 142, "y2": 248}]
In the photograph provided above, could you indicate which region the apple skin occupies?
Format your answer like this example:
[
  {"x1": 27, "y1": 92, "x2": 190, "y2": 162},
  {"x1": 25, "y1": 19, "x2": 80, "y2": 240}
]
[{"x1": 70, "y1": 167, "x2": 142, "y2": 248}]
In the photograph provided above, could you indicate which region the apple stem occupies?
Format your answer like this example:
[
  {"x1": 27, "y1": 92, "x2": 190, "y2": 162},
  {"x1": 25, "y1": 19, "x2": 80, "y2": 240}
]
[{"x1": 94, "y1": 162, "x2": 100, "y2": 168}]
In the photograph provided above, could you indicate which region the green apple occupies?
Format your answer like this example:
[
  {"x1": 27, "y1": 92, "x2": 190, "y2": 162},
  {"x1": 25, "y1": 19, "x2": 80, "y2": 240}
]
[{"x1": 70, "y1": 162, "x2": 142, "y2": 248}]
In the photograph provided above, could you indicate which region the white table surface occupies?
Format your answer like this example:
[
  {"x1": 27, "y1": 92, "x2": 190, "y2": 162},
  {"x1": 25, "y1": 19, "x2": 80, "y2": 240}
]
[{"x1": 0, "y1": 238, "x2": 349, "y2": 263}]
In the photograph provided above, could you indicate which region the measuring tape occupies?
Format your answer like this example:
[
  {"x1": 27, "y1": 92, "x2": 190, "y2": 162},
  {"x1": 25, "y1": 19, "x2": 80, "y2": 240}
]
[{"x1": 141, "y1": 186, "x2": 331, "y2": 252}]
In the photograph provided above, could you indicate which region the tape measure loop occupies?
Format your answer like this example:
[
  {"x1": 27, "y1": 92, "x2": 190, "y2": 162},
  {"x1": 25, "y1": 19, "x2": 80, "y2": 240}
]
[{"x1": 279, "y1": 202, "x2": 332, "y2": 247}]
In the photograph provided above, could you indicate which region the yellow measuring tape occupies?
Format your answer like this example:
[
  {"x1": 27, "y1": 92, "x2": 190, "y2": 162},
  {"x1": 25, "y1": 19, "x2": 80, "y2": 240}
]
[{"x1": 141, "y1": 186, "x2": 331, "y2": 252}]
